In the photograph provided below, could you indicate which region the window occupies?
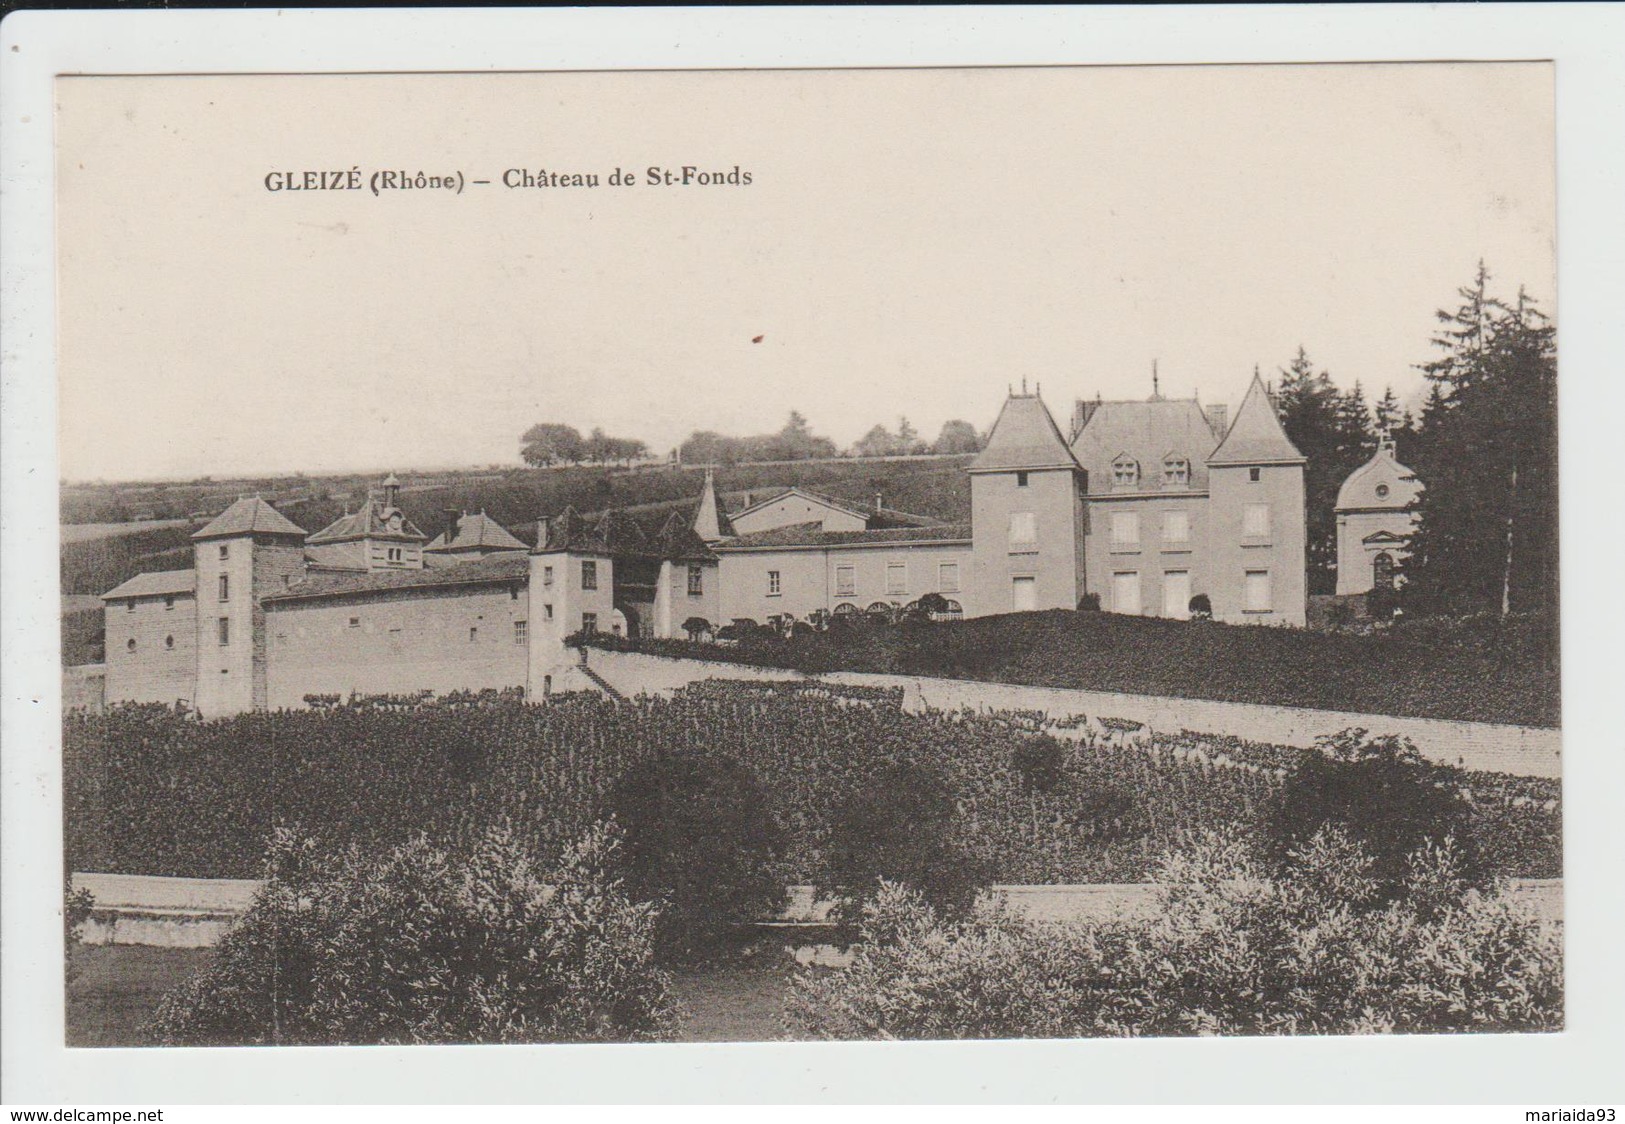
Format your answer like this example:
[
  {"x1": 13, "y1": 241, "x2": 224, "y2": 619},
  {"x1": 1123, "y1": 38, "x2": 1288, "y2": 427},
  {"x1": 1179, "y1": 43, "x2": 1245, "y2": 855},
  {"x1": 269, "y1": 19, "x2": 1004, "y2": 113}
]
[
  {"x1": 1249, "y1": 467, "x2": 1261, "y2": 482},
  {"x1": 126, "y1": 600, "x2": 134, "y2": 612},
  {"x1": 1012, "y1": 576, "x2": 1037, "y2": 612},
  {"x1": 469, "y1": 626, "x2": 479, "y2": 642},
  {"x1": 767, "y1": 570, "x2": 782, "y2": 596},
  {"x1": 1113, "y1": 571, "x2": 1142, "y2": 615},
  {"x1": 938, "y1": 561, "x2": 960, "y2": 593},
  {"x1": 544, "y1": 603, "x2": 554, "y2": 621},
  {"x1": 387, "y1": 547, "x2": 403, "y2": 564},
  {"x1": 885, "y1": 562, "x2": 907, "y2": 597},
  {"x1": 217, "y1": 617, "x2": 230, "y2": 646},
  {"x1": 511, "y1": 587, "x2": 520, "y2": 601},
  {"x1": 580, "y1": 560, "x2": 598, "y2": 590},
  {"x1": 1245, "y1": 569, "x2": 1272, "y2": 612},
  {"x1": 1244, "y1": 503, "x2": 1271, "y2": 537},
  {"x1": 165, "y1": 595, "x2": 175, "y2": 611},
  {"x1": 543, "y1": 565, "x2": 554, "y2": 587},
  {"x1": 219, "y1": 544, "x2": 230, "y2": 561},
  {"x1": 218, "y1": 574, "x2": 230, "y2": 602},
  {"x1": 1375, "y1": 483, "x2": 1390, "y2": 499},
  {"x1": 1162, "y1": 455, "x2": 1190, "y2": 486},
  {"x1": 1008, "y1": 511, "x2": 1037, "y2": 549},
  {"x1": 1373, "y1": 552, "x2": 1396, "y2": 591},
  {"x1": 1016, "y1": 471, "x2": 1029, "y2": 488},
  {"x1": 1162, "y1": 571, "x2": 1191, "y2": 619},
  {"x1": 514, "y1": 620, "x2": 528, "y2": 645},
  {"x1": 165, "y1": 634, "x2": 174, "y2": 649},
  {"x1": 688, "y1": 565, "x2": 704, "y2": 596},
  {"x1": 1163, "y1": 510, "x2": 1190, "y2": 544},
  {"x1": 835, "y1": 564, "x2": 856, "y2": 597},
  {"x1": 126, "y1": 638, "x2": 136, "y2": 652},
  {"x1": 1110, "y1": 511, "x2": 1140, "y2": 547},
  {"x1": 348, "y1": 616, "x2": 360, "y2": 629},
  {"x1": 1112, "y1": 455, "x2": 1140, "y2": 487},
  {"x1": 582, "y1": 612, "x2": 598, "y2": 633}
]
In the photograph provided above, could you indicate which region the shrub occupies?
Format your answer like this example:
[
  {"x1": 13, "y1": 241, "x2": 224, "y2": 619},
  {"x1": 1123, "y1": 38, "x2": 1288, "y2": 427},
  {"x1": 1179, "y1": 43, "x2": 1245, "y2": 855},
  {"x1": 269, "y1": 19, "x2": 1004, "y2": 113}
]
[
  {"x1": 603, "y1": 751, "x2": 786, "y2": 961},
  {"x1": 785, "y1": 828, "x2": 1562, "y2": 1040},
  {"x1": 1188, "y1": 593, "x2": 1212, "y2": 619},
  {"x1": 682, "y1": 617, "x2": 712, "y2": 642},
  {"x1": 149, "y1": 823, "x2": 679, "y2": 1046},
  {"x1": 825, "y1": 759, "x2": 992, "y2": 926},
  {"x1": 64, "y1": 878, "x2": 96, "y2": 986},
  {"x1": 1266, "y1": 728, "x2": 1485, "y2": 897},
  {"x1": 1077, "y1": 592, "x2": 1102, "y2": 612}
]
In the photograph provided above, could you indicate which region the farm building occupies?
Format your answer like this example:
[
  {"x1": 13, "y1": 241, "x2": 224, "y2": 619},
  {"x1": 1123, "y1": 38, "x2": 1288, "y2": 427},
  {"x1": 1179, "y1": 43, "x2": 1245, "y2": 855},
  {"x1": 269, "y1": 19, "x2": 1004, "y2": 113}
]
[{"x1": 97, "y1": 375, "x2": 1326, "y2": 715}]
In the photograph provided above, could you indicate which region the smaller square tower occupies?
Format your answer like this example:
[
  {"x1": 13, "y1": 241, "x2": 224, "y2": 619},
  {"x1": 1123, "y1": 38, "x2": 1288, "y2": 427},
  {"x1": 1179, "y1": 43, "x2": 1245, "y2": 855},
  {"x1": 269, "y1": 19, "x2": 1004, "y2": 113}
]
[
  {"x1": 967, "y1": 387, "x2": 1089, "y2": 617},
  {"x1": 189, "y1": 498, "x2": 307, "y2": 716}
]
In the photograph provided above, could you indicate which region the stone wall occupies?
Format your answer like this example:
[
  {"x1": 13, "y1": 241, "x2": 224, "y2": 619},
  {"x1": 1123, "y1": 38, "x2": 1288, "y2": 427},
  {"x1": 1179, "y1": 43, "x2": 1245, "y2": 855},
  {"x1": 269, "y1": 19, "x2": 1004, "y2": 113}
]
[{"x1": 585, "y1": 649, "x2": 1561, "y2": 778}]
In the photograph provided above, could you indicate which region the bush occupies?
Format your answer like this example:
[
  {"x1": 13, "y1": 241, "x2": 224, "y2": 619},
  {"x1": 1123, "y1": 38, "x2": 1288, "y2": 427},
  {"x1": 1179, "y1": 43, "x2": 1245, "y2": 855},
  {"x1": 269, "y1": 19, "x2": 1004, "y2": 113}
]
[
  {"x1": 682, "y1": 617, "x2": 712, "y2": 642},
  {"x1": 785, "y1": 828, "x2": 1562, "y2": 1040},
  {"x1": 603, "y1": 751, "x2": 786, "y2": 961},
  {"x1": 1188, "y1": 593, "x2": 1212, "y2": 619},
  {"x1": 149, "y1": 823, "x2": 680, "y2": 1046},
  {"x1": 1077, "y1": 592, "x2": 1102, "y2": 612},
  {"x1": 825, "y1": 759, "x2": 992, "y2": 926},
  {"x1": 64, "y1": 878, "x2": 96, "y2": 986},
  {"x1": 1267, "y1": 728, "x2": 1485, "y2": 898}
]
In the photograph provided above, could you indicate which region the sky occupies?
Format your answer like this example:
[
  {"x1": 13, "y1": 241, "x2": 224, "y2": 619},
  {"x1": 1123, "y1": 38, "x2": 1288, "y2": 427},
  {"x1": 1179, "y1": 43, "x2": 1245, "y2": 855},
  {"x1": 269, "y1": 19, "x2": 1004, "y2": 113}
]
[{"x1": 55, "y1": 63, "x2": 1554, "y2": 482}]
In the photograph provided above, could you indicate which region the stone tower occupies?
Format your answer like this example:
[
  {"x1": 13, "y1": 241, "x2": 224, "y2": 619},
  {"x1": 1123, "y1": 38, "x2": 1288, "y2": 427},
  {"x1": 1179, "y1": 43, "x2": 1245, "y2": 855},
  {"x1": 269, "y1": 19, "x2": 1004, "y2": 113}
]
[{"x1": 189, "y1": 497, "x2": 307, "y2": 716}]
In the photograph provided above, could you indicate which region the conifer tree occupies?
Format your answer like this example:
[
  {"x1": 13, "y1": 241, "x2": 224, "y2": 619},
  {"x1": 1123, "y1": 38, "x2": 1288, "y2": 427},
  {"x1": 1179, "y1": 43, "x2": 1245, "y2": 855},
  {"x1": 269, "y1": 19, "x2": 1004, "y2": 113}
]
[
  {"x1": 1276, "y1": 347, "x2": 1373, "y2": 595},
  {"x1": 1402, "y1": 264, "x2": 1557, "y2": 618}
]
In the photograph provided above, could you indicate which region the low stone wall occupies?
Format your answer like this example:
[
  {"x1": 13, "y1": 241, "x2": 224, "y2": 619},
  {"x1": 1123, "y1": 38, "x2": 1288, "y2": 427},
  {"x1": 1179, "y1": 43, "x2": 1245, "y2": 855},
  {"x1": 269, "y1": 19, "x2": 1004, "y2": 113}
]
[
  {"x1": 585, "y1": 649, "x2": 1561, "y2": 778},
  {"x1": 68, "y1": 872, "x2": 1564, "y2": 947},
  {"x1": 63, "y1": 663, "x2": 106, "y2": 713}
]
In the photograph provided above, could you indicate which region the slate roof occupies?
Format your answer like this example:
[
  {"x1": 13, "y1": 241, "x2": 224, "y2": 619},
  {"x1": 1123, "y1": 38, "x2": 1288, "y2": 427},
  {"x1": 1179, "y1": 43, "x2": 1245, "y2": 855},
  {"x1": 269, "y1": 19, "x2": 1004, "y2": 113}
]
[
  {"x1": 263, "y1": 551, "x2": 529, "y2": 604},
  {"x1": 1335, "y1": 443, "x2": 1422, "y2": 512},
  {"x1": 652, "y1": 511, "x2": 719, "y2": 562},
  {"x1": 1070, "y1": 397, "x2": 1225, "y2": 493},
  {"x1": 969, "y1": 394, "x2": 1082, "y2": 473},
  {"x1": 425, "y1": 512, "x2": 529, "y2": 554},
  {"x1": 102, "y1": 570, "x2": 197, "y2": 600},
  {"x1": 691, "y1": 471, "x2": 735, "y2": 540},
  {"x1": 718, "y1": 523, "x2": 973, "y2": 551},
  {"x1": 1207, "y1": 373, "x2": 1305, "y2": 465},
  {"x1": 308, "y1": 502, "x2": 430, "y2": 545},
  {"x1": 191, "y1": 497, "x2": 307, "y2": 542},
  {"x1": 537, "y1": 506, "x2": 609, "y2": 554}
]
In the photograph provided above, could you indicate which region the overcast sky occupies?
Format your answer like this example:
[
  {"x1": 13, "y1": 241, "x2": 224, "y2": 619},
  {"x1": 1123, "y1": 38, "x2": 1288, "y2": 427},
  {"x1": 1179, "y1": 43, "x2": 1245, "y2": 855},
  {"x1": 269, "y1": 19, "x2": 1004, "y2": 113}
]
[{"x1": 56, "y1": 63, "x2": 1554, "y2": 482}]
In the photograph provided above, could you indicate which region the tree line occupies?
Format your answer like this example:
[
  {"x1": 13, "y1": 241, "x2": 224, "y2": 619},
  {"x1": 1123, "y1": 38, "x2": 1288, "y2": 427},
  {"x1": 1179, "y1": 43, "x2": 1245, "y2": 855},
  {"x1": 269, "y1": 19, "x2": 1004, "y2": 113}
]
[
  {"x1": 521, "y1": 411, "x2": 984, "y2": 468},
  {"x1": 1273, "y1": 261, "x2": 1556, "y2": 618}
]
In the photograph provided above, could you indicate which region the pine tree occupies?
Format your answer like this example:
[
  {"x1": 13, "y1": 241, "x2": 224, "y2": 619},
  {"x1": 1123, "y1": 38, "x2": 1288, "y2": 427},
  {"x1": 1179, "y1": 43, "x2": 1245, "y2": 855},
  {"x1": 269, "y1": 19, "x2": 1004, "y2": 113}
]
[
  {"x1": 1401, "y1": 265, "x2": 1557, "y2": 618},
  {"x1": 1275, "y1": 347, "x2": 1371, "y2": 595},
  {"x1": 1374, "y1": 386, "x2": 1403, "y2": 439}
]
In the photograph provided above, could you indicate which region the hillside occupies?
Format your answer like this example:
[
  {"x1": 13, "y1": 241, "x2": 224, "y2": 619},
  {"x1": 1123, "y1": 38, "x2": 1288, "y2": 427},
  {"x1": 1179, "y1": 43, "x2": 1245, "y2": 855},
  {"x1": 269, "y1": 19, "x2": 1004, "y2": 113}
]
[{"x1": 60, "y1": 456, "x2": 974, "y2": 603}]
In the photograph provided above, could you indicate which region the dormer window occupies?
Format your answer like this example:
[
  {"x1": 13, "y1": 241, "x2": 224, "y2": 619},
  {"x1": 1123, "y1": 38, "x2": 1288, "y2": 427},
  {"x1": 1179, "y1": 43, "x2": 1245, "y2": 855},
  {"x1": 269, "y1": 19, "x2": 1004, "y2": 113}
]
[
  {"x1": 1162, "y1": 455, "x2": 1190, "y2": 487},
  {"x1": 1111, "y1": 455, "x2": 1140, "y2": 488}
]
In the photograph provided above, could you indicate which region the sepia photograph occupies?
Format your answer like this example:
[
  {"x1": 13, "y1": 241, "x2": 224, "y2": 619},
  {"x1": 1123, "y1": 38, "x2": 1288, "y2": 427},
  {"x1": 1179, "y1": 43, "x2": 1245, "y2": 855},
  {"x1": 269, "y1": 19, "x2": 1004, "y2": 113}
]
[
  {"x1": 6, "y1": 5, "x2": 1622, "y2": 1106},
  {"x1": 50, "y1": 60, "x2": 1562, "y2": 1049}
]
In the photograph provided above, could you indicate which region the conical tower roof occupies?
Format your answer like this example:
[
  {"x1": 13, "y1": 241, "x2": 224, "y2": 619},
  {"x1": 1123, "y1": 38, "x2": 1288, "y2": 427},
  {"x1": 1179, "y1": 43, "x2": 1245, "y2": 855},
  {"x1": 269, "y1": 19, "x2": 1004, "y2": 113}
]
[
  {"x1": 969, "y1": 392, "x2": 1081, "y2": 473},
  {"x1": 1207, "y1": 372, "x2": 1305, "y2": 465},
  {"x1": 691, "y1": 469, "x2": 734, "y2": 541}
]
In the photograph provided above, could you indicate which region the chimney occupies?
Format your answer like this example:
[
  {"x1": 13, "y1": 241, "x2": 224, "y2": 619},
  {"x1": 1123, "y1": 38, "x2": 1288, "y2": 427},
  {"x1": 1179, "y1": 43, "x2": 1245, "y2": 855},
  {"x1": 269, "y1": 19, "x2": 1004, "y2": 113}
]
[
  {"x1": 536, "y1": 515, "x2": 551, "y2": 550},
  {"x1": 442, "y1": 509, "x2": 461, "y2": 549},
  {"x1": 381, "y1": 472, "x2": 401, "y2": 509},
  {"x1": 1207, "y1": 404, "x2": 1228, "y2": 440},
  {"x1": 1071, "y1": 398, "x2": 1101, "y2": 442},
  {"x1": 874, "y1": 492, "x2": 883, "y2": 511}
]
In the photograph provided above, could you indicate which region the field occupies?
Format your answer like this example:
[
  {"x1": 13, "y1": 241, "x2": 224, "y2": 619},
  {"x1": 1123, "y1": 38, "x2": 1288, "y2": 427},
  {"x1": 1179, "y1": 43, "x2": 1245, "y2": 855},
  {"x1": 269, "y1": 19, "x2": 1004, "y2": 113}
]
[
  {"x1": 65, "y1": 682, "x2": 1560, "y2": 887},
  {"x1": 601, "y1": 609, "x2": 1561, "y2": 728}
]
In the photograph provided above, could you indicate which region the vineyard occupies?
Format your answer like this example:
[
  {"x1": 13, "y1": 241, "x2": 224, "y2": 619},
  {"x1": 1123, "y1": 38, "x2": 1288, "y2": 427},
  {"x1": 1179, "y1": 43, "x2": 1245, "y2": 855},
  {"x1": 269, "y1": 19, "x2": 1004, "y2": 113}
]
[{"x1": 63, "y1": 681, "x2": 1561, "y2": 885}]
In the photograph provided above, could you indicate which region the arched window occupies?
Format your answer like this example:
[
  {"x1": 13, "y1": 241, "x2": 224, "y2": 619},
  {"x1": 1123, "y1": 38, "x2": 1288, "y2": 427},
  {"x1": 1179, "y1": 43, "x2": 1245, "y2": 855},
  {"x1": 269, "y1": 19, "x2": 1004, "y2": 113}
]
[
  {"x1": 126, "y1": 638, "x2": 136, "y2": 652},
  {"x1": 933, "y1": 599, "x2": 964, "y2": 622},
  {"x1": 832, "y1": 602, "x2": 859, "y2": 617},
  {"x1": 1162, "y1": 454, "x2": 1190, "y2": 486},
  {"x1": 1112, "y1": 454, "x2": 1139, "y2": 487},
  {"x1": 1373, "y1": 552, "x2": 1396, "y2": 591}
]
